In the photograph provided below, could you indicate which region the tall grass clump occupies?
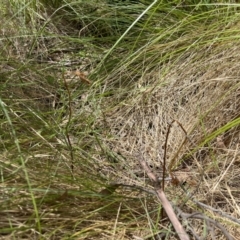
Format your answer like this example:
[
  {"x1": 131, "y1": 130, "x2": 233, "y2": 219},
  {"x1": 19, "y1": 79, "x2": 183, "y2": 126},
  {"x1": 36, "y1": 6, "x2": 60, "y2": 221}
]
[{"x1": 0, "y1": 0, "x2": 240, "y2": 239}]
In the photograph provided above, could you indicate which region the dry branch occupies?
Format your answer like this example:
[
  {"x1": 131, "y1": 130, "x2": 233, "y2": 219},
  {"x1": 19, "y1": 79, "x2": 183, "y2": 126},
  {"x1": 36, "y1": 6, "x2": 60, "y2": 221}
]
[
  {"x1": 138, "y1": 154, "x2": 190, "y2": 240},
  {"x1": 176, "y1": 207, "x2": 234, "y2": 240}
]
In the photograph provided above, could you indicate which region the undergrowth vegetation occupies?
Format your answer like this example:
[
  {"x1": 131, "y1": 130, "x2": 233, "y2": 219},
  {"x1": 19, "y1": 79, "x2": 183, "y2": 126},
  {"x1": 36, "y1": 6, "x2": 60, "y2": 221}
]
[{"x1": 0, "y1": 0, "x2": 240, "y2": 239}]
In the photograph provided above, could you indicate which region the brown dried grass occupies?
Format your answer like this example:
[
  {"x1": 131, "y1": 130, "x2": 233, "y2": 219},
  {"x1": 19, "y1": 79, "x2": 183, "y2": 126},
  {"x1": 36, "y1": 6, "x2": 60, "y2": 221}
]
[
  {"x1": 1, "y1": 1, "x2": 240, "y2": 239},
  {"x1": 94, "y1": 42, "x2": 240, "y2": 239}
]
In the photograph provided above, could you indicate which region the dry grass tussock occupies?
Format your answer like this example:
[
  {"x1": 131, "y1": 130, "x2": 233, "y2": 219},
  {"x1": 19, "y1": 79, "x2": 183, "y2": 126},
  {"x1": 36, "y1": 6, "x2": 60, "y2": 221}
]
[
  {"x1": 1, "y1": 43, "x2": 239, "y2": 239},
  {"x1": 94, "y1": 42, "x2": 240, "y2": 238},
  {"x1": 1, "y1": 2, "x2": 240, "y2": 239},
  {"x1": 0, "y1": 41, "x2": 239, "y2": 240}
]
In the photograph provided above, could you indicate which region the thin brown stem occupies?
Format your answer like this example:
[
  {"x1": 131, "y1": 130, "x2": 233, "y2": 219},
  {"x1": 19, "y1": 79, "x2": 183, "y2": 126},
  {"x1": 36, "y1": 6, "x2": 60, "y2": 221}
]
[
  {"x1": 62, "y1": 72, "x2": 74, "y2": 173},
  {"x1": 138, "y1": 153, "x2": 190, "y2": 240}
]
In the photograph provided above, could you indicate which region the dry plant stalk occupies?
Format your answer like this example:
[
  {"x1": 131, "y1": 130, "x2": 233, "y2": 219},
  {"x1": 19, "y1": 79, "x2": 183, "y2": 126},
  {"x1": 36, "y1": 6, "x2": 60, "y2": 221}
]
[
  {"x1": 62, "y1": 72, "x2": 74, "y2": 173},
  {"x1": 162, "y1": 119, "x2": 190, "y2": 190},
  {"x1": 135, "y1": 117, "x2": 234, "y2": 239},
  {"x1": 138, "y1": 155, "x2": 190, "y2": 240}
]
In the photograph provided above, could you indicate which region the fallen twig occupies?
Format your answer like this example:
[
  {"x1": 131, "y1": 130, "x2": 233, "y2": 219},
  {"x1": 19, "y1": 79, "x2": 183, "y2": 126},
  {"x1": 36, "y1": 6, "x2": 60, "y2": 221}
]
[
  {"x1": 138, "y1": 153, "x2": 190, "y2": 240},
  {"x1": 181, "y1": 184, "x2": 240, "y2": 225},
  {"x1": 176, "y1": 207, "x2": 233, "y2": 240}
]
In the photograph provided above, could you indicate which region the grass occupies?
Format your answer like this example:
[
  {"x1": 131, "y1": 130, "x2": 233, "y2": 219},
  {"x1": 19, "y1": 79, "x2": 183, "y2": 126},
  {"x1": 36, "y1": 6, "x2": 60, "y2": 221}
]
[{"x1": 1, "y1": 0, "x2": 240, "y2": 239}]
